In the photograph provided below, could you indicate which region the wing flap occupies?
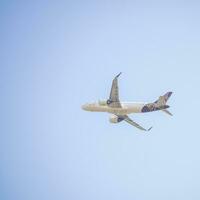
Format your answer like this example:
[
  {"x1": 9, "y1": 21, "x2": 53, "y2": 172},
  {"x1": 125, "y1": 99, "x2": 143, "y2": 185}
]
[{"x1": 118, "y1": 115, "x2": 152, "y2": 131}]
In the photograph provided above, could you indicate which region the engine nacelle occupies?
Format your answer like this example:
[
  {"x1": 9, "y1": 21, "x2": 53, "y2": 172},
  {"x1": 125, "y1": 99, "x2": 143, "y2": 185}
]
[
  {"x1": 109, "y1": 115, "x2": 124, "y2": 123},
  {"x1": 98, "y1": 100, "x2": 107, "y2": 106}
]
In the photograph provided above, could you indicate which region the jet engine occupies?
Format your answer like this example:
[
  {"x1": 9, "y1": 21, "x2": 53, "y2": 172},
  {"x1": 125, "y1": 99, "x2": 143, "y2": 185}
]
[
  {"x1": 98, "y1": 100, "x2": 107, "y2": 106},
  {"x1": 109, "y1": 115, "x2": 124, "y2": 123}
]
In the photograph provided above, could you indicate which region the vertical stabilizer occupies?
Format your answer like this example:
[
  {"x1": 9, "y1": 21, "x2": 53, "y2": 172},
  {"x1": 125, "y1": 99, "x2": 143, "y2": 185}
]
[
  {"x1": 155, "y1": 92, "x2": 173, "y2": 106},
  {"x1": 163, "y1": 92, "x2": 173, "y2": 102}
]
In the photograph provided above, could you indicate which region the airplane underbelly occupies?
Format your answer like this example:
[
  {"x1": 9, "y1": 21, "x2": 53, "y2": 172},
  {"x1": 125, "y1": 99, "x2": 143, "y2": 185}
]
[
  {"x1": 107, "y1": 106, "x2": 143, "y2": 115},
  {"x1": 121, "y1": 103, "x2": 145, "y2": 114},
  {"x1": 108, "y1": 108, "x2": 127, "y2": 115},
  {"x1": 90, "y1": 103, "x2": 145, "y2": 114},
  {"x1": 133, "y1": 105, "x2": 144, "y2": 112}
]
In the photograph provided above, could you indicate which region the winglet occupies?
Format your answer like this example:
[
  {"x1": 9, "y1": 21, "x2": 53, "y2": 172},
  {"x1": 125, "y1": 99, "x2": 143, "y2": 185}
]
[
  {"x1": 115, "y1": 72, "x2": 122, "y2": 78},
  {"x1": 147, "y1": 127, "x2": 153, "y2": 131}
]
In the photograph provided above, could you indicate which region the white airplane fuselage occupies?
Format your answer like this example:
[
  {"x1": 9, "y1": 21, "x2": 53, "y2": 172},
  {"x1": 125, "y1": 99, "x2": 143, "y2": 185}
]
[
  {"x1": 82, "y1": 72, "x2": 172, "y2": 130},
  {"x1": 82, "y1": 101, "x2": 147, "y2": 115}
]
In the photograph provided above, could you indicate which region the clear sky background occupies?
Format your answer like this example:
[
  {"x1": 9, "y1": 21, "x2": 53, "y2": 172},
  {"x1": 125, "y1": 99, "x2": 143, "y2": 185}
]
[{"x1": 1, "y1": 1, "x2": 200, "y2": 200}]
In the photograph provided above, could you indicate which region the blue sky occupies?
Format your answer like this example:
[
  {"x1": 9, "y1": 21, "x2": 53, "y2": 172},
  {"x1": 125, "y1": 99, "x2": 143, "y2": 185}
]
[{"x1": 1, "y1": 1, "x2": 200, "y2": 200}]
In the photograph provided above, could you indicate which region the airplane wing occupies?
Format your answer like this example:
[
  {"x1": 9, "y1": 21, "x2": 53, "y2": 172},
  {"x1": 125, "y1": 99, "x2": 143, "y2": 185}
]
[
  {"x1": 108, "y1": 73, "x2": 122, "y2": 108},
  {"x1": 119, "y1": 115, "x2": 152, "y2": 131}
]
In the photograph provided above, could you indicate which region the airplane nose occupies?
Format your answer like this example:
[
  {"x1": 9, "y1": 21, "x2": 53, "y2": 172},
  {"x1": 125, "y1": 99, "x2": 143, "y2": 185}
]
[
  {"x1": 82, "y1": 104, "x2": 88, "y2": 110},
  {"x1": 82, "y1": 105, "x2": 86, "y2": 110}
]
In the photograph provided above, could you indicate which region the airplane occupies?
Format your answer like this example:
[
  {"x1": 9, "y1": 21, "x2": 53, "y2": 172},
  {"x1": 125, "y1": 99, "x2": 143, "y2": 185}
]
[{"x1": 82, "y1": 73, "x2": 173, "y2": 131}]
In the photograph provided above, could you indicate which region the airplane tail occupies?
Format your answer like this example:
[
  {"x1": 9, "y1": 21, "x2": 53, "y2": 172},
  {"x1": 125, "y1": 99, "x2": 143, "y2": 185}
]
[
  {"x1": 154, "y1": 92, "x2": 173, "y2": 106},
  {"x1": 163, "y1": 92, "x2": 173, "y2": 102}
]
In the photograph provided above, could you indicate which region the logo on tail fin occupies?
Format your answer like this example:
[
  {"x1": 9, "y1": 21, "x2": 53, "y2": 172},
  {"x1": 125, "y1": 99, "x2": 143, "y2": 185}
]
[
  {"x1": 164, "y1": 92, "x2": 173, "y2": 102},
  {"x1": 155, "y1": 92, "x2": 173, "y2": 106}
]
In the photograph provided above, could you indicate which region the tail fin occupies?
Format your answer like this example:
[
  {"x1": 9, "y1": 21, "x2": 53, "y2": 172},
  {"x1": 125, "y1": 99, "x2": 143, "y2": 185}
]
[
  {"x1": 163, "y1": 92, "x2": 173, "y2": 102},
  {"x1": 154, "y1": 92, "x2": 173, "y2": 105}
]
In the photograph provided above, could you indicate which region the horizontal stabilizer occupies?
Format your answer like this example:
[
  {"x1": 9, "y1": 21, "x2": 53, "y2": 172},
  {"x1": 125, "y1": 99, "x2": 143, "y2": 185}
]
[{"x1": 162, "y1": 109, "x2": 173, "y2": 116}]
